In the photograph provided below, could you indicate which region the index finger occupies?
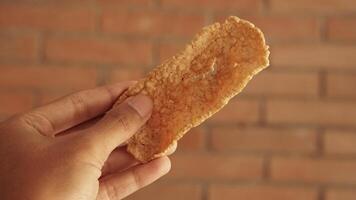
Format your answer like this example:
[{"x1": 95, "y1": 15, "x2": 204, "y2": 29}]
[{"x1": 16, "y1": 82, "x2": 135, "y2": 136}]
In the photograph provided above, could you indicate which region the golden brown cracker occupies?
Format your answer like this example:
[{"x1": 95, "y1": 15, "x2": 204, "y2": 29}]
[{"x1": 114, "y1": 16, "x2": 270, "y2": 162}]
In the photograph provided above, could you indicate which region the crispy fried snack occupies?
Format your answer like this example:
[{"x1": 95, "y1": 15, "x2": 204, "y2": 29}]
[{"x1": 114, "y1": 16, "x2": 270, "y2": 162}]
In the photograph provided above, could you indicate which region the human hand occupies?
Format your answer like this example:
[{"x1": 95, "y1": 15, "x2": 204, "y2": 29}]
[{"x1": 0, "y1": 82, "x2": 173, "y2": 200}]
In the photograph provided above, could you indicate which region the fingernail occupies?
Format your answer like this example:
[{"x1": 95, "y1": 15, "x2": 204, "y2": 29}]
[{"x1": 127, "y1": 95, "x2": 153, "y2": 118}]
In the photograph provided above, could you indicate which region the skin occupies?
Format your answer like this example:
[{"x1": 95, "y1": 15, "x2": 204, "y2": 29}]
[{"x1": 0, "y1": 82, "x2": 176, "y2": 200}]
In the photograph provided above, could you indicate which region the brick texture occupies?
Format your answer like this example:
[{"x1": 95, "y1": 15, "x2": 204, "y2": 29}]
[
  {"x1": 209, "y1": 185, "x2": 318, "y2": 200},
  {"x1": 0, "y1": 4, "x2": 96, "y2": 31},
  {"x1": 266, "y1": 100, "x2": 356, "y2": 126},
  {"x1": 272, "y1": 45, "x2": 356, "y2": 69},
  {"x1": 97, "y1": 0, "x2": 156, "y2": 7},
  {"x1": 270, "y1": 0, "x2": 356, "y2": 14},
  {"x1": 326, "y1": 188, "x2": 356, "y2": 200},
  {"x1": 244, "y1": 71, "x2": 319, "y2": 97},
  {"x1": 168, "y1": 154, "x2": 263, "y2": 181},
  {"x1": 158, "y1": 41, "x2": 186, "y2": 63},
  {"x1": 208, "y1": 99, "x2": 260, "y2": 124},
  {"x1": 126, "y1": 183, "x2": 202, "y2": 200},
  {"x1": 0, "y1": 65, "x2": 98, "y2": 90},
  {"x1": 215, "y1": 15, "x2": 320, "y2": 43},
  {"x1": 102, "y1": 9, "x2": 204, "y2": 38},
  {"x1": 326, "y1": 73, "x2": 356, "y2": 98},
  {"x1": 211, "y1": 127, "x2": 317, "y2": 153},
  {"x1": 178, "y1": 126, "x2": 206, "y2": 152},
  {"x1": 271, "y1": 157, "x2": 356, "y2": 184},
  {"x1": 249, "y1": 16, "x2": 319, "y2": 43},
  {"x1": 0, "y1": 92, "x2": 34, "y2": 117},
  {"x1": 161, "y1": 0, "x2": 262, "y2": 12},
  {"x1": 1, "y1": 1, "x2": 356, "y2": 199},
  {"x1": 327, "y1": 17, "x2": 356, "y2": 42},
  {"x1": 0, "y1": 32, "x2": 38, "y2": 61},
  {"x1": 45, "y1": 36, "x2": 152, "y2": 65},
  {"x1": 324, "y1": 130, "x2": 356, "y2": 155}
]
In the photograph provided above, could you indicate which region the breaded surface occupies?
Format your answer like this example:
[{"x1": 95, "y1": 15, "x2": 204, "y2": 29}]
[{"x1": 114, "y1": 16, "x2": 270, "y2": 162}]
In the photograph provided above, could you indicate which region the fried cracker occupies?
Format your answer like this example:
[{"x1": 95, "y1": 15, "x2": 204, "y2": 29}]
[{"x1": 114, "y1": 16, "x2": 270, "y2": 162}]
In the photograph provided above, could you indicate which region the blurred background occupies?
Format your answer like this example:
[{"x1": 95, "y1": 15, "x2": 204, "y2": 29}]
[{"x1": 1, "y1": 0, "x2": 356, "y2": 199}]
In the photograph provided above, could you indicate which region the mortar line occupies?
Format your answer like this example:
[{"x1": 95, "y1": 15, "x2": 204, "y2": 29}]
[
  {"x1": 205, "y1": 124, "x2": 214, "y2": 152},
  {"x1": 319, "y1": 15, "x2": 328, "y2": 43},
  {"x1": 201, "y1": 182, "x2": 209, "y2": 200},
  {"x1": 263, "y1": 155, "x2": 271, "y2": 180},
  {"x1": 36, "y1": 31, "x2": 46, "y2": 65},
  {"x1": 319, "y1": 70, "x2": 327, "y2": 99},
  {"x1": 97, "y1": 65, "x2": 108, "y2": 86},
  {"x1": 261, "y1": 0, "x2": 270, "y2": 14},
  {"x1": 32, "y1": 89, "x2": 42, "y2": 107},
  {"x1": 259, "y1": 97, "x2": 267, "y2": 126},
  {"x1": 316, "y1": 127, "x2": 325, "y2": 157},
  {"x1": 93, "y1": 0, "x2": 102, "y2": 34},
  {"x1": 318, "y1": 186, "x2": 325, "y2": 200}
]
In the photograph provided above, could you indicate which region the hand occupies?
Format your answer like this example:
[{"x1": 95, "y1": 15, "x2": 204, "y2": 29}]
[{"x1": 0, "y1": 82, "x2": 173, "y2": 200}]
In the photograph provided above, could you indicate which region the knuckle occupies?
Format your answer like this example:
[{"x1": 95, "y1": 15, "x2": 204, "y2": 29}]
[
  {"x1": 131, "y1": 168, "x2": 143, "y2": 188},
  {"x1": 116, "y1": 114, "x2": 132, "y2": 132},
  {"x1": 101, "y1": 181, "x2": 120, "y2": 200},
  {"x1": 103, "y1": 86, "x2": 118, "y2": 104},
  {"x1": 68, "y1": 92, "x2": 90, "y2": 119},
  {"x1": 19, "y1": 111, "x2": 54, "y2": 136},
  {"x1": 106, "y1": 106, "x2": 140, "y2": 133}
]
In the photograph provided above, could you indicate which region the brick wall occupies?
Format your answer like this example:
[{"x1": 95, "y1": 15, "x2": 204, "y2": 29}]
[{"x1": 1, "y1": 0, "x2": 356, "y2": 199}]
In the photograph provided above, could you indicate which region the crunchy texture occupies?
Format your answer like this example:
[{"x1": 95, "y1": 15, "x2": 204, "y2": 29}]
[{"x1": 114, "y1": 16, "x2": 270, "y2": 162}]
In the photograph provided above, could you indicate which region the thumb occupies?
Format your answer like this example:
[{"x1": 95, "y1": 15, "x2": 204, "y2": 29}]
[{"x1": 81, "y1": 95, "x2": 152, "y2": 163}]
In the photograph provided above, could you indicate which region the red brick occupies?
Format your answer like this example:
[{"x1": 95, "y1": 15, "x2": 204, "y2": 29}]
[
  {"x1": 0, "y1": 4, "x2": 95, "y2": 31},
  {"x1": 45, "y1": 36, "x2": 152, "y2": 65},
  {"x1": 324, "y1": 130, "x2": 356, "y2": 155},
  {"x1": 209, "y1": 185, "x2": 318, "y2": 200},
  {"x1": 97, "y1": 0, "x2": 155, "y2": 7},
  {"x1": 168, "y1": 154, "x2": 263, "y2": 181},
  {"x1": 0, "y1": 92, "x2": 34, "y2": 116},
  {"x1": 102, "y1": 10, "x2": 204, "y2": 38},
  {"x1": 158, "y1": 41, "x2": 186, "y2": 63},
  {"x1": 162, "y1": 0, "x2": 262, "y2": 12},
  {"x1": 126, "y1": 183, "x2": 202, "y2": 200},
  {"x1": 0, "y1": 65, "x2": 98, "y2": 90},
  {"x1": 0, "y1": 33, "x2": 38, "y2": 61},
  {"x1": 266, "y1": 100, "x2": 356, "y2": 126},
  {"x1": 211, "y1": 127, "x2": 317, "y2": 153},
  {"x1": 326, "y1": 188, "x2": 356, "y2": 200},
  {"x1": 244, "y1": 71, "x2": 319, "y2": 97},
  {"x1": 216, "y1": 15, "x2": 319, "y2": 43},
  {"x1": 178, "y1": 126, "x2": 206, "y2": 152},
  {"x1": 107, "y1": 68, "x2": 144, "y2": 83},
  {"x1": 326, "y1": 73, "x2": 356, "y2": 98},
  {"x1": 250, "y1": 16, "x2": 319, "y2": 43},
  {"x1": 272, "y1": 45, "x2": 356, "y2": 69},
  {"x1": 270, "y1": 0, "x2": 356, "y2": 14},
  {"x1": 327, "y1": 17, "x2": 356, "y2": 42},
  {"x1": 6, "y1": 0, "x2": 96, "y2": 4},
  {"x1": 271, "y1": 157, "x2": 356, "y2": 184},
  {"x1": 208, "y1": 99, "x2": 260, "y2": 124}
]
